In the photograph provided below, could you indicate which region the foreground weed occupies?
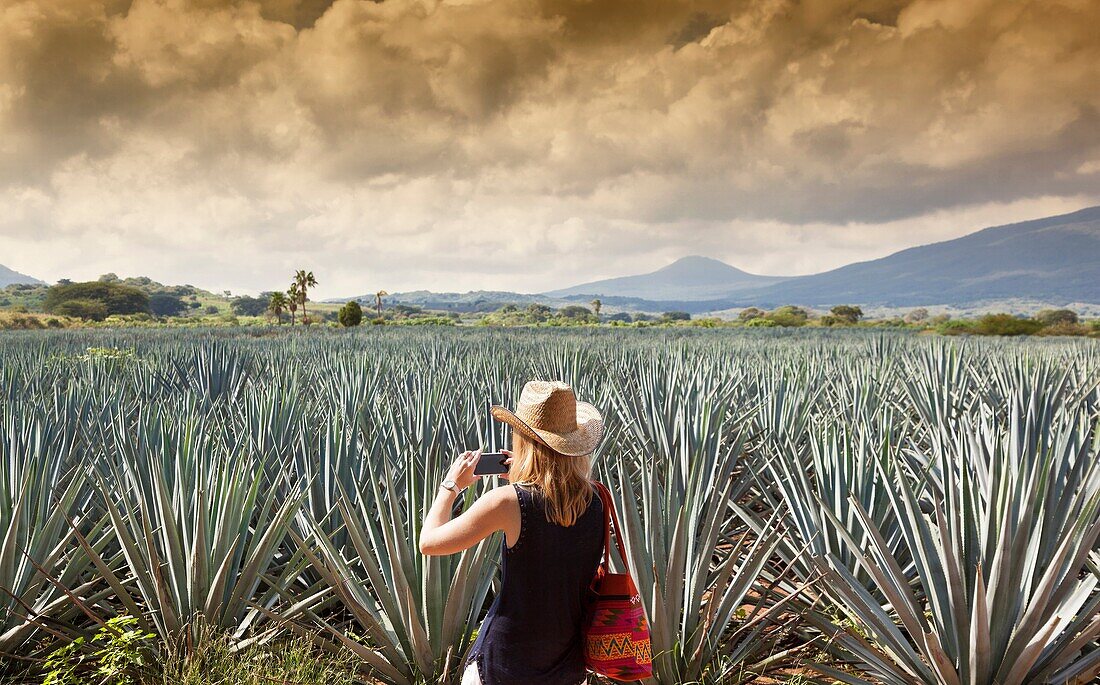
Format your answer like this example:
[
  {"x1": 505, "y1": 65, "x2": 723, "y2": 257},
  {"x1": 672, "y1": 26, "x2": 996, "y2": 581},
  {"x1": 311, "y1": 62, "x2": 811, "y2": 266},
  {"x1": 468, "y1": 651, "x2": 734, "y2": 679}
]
[
  {"x1": 157, "y1": 630, "x2": 357, "y2": 685},
  {"x1": 42, "y1": 616, "x2": 155, "y2": 685}
]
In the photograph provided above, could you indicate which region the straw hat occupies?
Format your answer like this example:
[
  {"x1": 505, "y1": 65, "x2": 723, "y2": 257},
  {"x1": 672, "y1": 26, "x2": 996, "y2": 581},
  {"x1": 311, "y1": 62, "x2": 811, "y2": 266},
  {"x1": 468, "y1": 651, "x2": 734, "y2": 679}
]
[{"x1": 491, "y1": 380, "x2": 605, "y2": 457}]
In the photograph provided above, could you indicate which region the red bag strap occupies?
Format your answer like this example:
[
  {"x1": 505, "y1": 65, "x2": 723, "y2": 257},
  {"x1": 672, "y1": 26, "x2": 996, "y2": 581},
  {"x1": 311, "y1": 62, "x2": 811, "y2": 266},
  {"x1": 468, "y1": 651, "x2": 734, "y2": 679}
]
[{"x1": 591, "y1": 480, "x2": 629, "y2": 570}]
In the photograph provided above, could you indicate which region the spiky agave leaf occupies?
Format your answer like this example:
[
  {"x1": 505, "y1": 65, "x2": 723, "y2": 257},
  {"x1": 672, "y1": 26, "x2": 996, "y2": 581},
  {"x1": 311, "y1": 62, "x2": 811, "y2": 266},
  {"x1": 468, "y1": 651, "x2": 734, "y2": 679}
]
[
  {"x1": 81, "y1": 405, "x2": 308, "y2": 643},
  {"x1": 805, "y1": 388, "x2": 1100, "y2": 685},
  {"x1": 603, "y1": 357, "x2": 800, "y2": 685}
]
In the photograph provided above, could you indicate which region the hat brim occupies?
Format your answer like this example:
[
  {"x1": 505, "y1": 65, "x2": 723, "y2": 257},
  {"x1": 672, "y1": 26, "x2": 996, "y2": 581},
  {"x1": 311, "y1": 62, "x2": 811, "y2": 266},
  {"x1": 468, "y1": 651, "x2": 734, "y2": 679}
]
[{"x1": 491, "y1": 402, "x2": 605, "y2": 457}]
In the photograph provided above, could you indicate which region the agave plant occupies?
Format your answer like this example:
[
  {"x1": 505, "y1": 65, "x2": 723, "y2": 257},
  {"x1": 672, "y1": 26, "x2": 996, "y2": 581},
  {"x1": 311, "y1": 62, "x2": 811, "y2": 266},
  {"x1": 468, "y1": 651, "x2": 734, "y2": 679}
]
[
  {"x1": 292, "y1": 372, "x2": 498, "y2": 685},
  {"x1": 0, "y1": 407, "x2": 109, "y2": 654},
  {"x1": 804, "y1": 387, "x2": 1100, "y2": 685},
  {"x1": 603, "y1": 358, "x2": 802, "y2": 684},
  {"x1": 82, "y1": 405, "x2": 307, "y2": 643}
]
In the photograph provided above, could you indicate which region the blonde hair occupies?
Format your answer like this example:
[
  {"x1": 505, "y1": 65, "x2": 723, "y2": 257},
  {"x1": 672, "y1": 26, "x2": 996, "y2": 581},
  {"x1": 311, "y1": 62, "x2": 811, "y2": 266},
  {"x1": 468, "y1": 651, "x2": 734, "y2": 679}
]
[{"x1": 509, "y1": 432, "x2": 593, "y2": 527}]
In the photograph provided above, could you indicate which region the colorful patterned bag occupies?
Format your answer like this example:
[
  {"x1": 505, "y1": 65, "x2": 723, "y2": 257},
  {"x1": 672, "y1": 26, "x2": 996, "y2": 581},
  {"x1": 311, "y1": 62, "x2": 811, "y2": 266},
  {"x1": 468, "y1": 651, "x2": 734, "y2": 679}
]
[{"x1": 583, "y1": 481, "x2": 653, "y2": 681}]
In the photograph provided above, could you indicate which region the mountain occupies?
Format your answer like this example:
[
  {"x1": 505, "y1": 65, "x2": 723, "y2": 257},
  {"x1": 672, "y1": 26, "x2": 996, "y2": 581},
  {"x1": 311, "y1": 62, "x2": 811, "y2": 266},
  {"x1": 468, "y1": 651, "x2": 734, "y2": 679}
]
[
  {"x1": 0, "y1": 264, "x2": 43, "y2": 287},
  {"x1": 723, "y1": 206, "x2": 1100, "y2": 307},
  {"x1": 545, "y1": 255, "x2": 787, "y2": 301},
  {"x1": 330, "y1": 206, "x2": 1100, "y2": 313}
]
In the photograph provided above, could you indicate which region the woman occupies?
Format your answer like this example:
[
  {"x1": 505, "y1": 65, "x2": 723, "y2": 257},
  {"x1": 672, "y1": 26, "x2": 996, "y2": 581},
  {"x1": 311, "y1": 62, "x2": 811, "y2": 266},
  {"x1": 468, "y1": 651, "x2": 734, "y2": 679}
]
[{"x1": 419, "y1": 380, "x2": 606, "y2": 685}]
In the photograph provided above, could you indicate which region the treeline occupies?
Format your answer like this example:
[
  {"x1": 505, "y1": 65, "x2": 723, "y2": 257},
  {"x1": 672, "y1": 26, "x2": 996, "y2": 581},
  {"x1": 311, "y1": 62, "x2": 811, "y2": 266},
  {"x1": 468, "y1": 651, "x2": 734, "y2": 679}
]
[{"x1": 3, "y1": 276, "x2": 1098, "y2": 338}]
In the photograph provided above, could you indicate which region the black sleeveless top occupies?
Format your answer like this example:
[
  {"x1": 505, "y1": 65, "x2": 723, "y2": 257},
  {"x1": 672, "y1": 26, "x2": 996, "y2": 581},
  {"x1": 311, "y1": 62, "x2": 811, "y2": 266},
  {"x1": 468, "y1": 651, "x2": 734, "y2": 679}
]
[{"x1": 465, "y1": 482, "x2": 604, "y2": 685}]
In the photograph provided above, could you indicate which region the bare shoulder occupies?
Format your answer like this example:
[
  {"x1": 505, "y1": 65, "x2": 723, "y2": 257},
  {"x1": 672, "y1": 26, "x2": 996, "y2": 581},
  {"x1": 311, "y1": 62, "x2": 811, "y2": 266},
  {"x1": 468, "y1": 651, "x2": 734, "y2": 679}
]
[{"x1": 482, "y1": 483, "x2": 520, "y2": 510}]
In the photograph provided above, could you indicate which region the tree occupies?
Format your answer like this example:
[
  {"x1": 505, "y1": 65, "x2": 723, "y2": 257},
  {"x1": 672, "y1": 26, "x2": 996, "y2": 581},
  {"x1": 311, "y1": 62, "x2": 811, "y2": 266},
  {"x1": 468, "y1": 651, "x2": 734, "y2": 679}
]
[
  {"x1": 526, "y1": 303, "x2": 552, "y2": 322},
  {"x1": 661, "y1": 311, "x2": 691, "y2": 322},
  {"x1": 53, "y1": 299, "x2": 108, "y2": 321},
  {"x1": 149, "y1": 293, "x2": 187, "y2": 317},
  {"x1": 287, "y1": 284, "x2": 301, "y2": 325},
  {"x1": 230, "y1": 295, "x2": 269, "y2": 317},
  {"x1": 292, "y1": 270, "x2": 318, "y2": 323},
  {"x1": 559, "y1": 305, "x2": 594, "y2": 320},
  {"x1": 1036, "y1": 309, "x2": 1078, "y2": 326},
  {"x1": 739, "y1": 307, "x2": 765, "y2": 321},
  {"x1": 268, "y1": 291, "x2": 288, "y2": 324},
  {"x1": 45, "y1": 282, "x2": 149, "y2": 317},
  {"x1": 590, "y1": 299, "x2": 602, "y2": 318},
  {"x1": 375, "y1": 290, "x2": 388, "y2": 316},
  {"x1": 338, "y1": 301, "x2": 363, "y2": 327},
  {"x1": 830, "y1": 305, "x2": 863, "y2": 324}
]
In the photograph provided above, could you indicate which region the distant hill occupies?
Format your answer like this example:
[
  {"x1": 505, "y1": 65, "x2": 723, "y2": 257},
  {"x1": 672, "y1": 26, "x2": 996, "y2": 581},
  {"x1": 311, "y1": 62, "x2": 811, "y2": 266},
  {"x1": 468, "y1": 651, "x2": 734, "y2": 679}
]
[
  {"x1": 0, "y1": 264, "x2": 44, "y2": 288},
  {"x1": 348, "y1": 290, "x2": 559, "y2": 313},
  {"x1": 723, "y1": 206, "x2": 1100, "y2": 307},
  {"x1": 330, "y1": 206, "x2": 1100, "y2": 313},
  {"x1": 545, "y1": 255, "x2": 787, "y2": 301}
]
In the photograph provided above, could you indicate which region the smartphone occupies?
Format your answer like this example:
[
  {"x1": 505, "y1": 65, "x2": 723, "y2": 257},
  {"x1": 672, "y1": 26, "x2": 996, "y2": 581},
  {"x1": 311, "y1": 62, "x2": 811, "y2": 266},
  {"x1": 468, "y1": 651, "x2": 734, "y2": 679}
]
[
  {"x1": 474, "y1": 400, "x2": 509, "y2": 476},
  {"x1": 474, "y1": 452, "x2": 509, "y2": 476}
]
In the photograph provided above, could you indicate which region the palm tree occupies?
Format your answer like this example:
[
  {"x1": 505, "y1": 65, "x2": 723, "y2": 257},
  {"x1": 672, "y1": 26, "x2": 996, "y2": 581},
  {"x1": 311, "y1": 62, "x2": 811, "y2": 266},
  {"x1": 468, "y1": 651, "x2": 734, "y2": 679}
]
[
  {"x1": 287, "y1": 284, "x2": 300, "y2": 325},
  {"x1": 591, "y1": 298, "x2": 602, "y2": 319},
  {"x1": 268, "y1": 292, "x2": 288, "y2": 324},
  {"x1": 375, "y1": 290, "x2": 388, "y2": 316},
  {"x1": 293, "y1": 270, "x2": 318, "y2": 323}
]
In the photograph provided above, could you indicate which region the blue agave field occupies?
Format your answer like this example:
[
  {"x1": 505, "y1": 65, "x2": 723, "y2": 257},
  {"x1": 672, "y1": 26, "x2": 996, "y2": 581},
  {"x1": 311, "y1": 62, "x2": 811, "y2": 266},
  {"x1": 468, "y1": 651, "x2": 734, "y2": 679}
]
[{"x1": 1, "y1": 327, "x2": 1098, "y2": 685}]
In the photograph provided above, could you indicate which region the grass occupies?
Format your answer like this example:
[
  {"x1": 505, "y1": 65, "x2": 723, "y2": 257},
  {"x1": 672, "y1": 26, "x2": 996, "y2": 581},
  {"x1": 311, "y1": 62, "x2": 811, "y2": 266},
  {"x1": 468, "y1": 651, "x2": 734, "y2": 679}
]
[{"x1": 2, "y1": 633, "x2": 360, "y2": 685}]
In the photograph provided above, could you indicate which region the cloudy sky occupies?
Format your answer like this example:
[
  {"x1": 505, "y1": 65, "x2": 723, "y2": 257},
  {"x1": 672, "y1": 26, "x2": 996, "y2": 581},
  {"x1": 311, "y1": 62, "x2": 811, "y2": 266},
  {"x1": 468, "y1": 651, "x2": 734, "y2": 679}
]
[{"x1": 1, "y1": 0, "x2": 1098, "y2": 298}]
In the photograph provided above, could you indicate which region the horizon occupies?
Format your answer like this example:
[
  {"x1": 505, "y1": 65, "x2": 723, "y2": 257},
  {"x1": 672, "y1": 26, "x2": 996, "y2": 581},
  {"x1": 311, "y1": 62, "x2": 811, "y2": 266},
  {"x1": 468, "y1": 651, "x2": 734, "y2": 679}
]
[
  {"x1": 2, "y1": 0, "x2": 1099, "y2": 299},
  {"x1": 7, "y1": 202, "x2": 1100, "y2": 300}
]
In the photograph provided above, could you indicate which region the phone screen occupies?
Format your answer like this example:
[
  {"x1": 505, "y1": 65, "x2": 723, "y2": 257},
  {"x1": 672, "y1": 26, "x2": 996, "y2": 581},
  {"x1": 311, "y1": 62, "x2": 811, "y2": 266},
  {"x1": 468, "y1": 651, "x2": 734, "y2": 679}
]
[{"x1": 474, "y1": 452, "x2": 509, "y2": 476}]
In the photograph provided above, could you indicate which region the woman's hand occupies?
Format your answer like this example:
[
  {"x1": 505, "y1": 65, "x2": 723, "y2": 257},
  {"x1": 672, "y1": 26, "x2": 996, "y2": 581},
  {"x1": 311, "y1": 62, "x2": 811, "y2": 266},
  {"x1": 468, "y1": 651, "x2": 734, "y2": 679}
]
[
  {"x1": 445, "y1": 450, "x2": 481, "y2": 492},
  {"x1": 499, "y1": 449, "x2": 515, "y2": 481}
]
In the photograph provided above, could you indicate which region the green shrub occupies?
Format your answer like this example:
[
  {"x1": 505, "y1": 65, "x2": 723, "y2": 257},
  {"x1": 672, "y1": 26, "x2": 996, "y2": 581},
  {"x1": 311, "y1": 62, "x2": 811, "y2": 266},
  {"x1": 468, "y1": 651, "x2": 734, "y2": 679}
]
[
  {"x1": 936, "y1": 319, "x2": 974, "y2": 335},
  {"x1": 45, "y1": 282, "x2": 149, "y2": 317},
  {"x1": 1036, "y1": 322, "x2": 1089, "y2": 337},
  {"x1": 338, "y1": 301, "x2": 363, "y2": 327},
  {"x1": 744, "y1": 317, "x2": 778, "y2": 328},
  {"x1": 52, "y1": 299, "x2": 109, "y2": 321},
  {"x1": 0, "y1": 314, "x2": 47, "y2": 330},
  {"x1": 766, "y1": 305, "x2": 808, "y2": 327},
  {"x1": 43, "y1": 615, "x2": 155, "y2": 685},
  {"x1": 829, "y1": 305, "x2": 863, "y2": 323},
  {"x1": 395, "y1": 316, "x2": 455, "y2": 326},
  {"x1": 973, "y1": 313, "x2": 1043, "y2": 336},
  {"x1": 558, "y1": 305, "x2": 596, "y2": 322},
  {"x1": 1035, "y1": 308, "x2": 1078, "y2": 326},
  {"x1": 230, "y1": 296, "x2": 269, "y2": 317},
  {"x1": 149, "y1": 294, "x2": 188, "y2": 317}
]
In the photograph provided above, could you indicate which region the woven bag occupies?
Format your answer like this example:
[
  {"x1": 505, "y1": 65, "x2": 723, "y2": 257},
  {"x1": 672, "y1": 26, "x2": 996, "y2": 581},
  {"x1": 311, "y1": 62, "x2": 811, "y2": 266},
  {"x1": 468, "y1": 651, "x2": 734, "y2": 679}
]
[{"x1": 583, "y1": 481, "x2": 653, "y2": 681}]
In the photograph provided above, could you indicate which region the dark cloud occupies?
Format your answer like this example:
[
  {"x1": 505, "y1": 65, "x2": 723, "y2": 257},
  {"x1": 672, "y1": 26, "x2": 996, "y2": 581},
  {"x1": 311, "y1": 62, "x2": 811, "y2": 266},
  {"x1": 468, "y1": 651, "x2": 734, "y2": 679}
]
[{"x1": 0, "y1": 0, "x2": 1097, "y2": 292}]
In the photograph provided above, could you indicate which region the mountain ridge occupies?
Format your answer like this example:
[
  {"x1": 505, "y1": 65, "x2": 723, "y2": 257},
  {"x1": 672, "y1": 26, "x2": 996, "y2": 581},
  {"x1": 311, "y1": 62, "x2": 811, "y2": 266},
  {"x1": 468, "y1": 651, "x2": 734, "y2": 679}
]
[
  {"x1": 545, "y1": 255, "x2": 787, "y2": 301},
  {"x1": 720, "y1": 205, "x2": 1100, "y2": 307},
  {"x1": 0, "y1": 264, "x2": 44, "y2": 288},
  {"x1": 327, "y1": 205, "x2": 1100, "y2": 312}
]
